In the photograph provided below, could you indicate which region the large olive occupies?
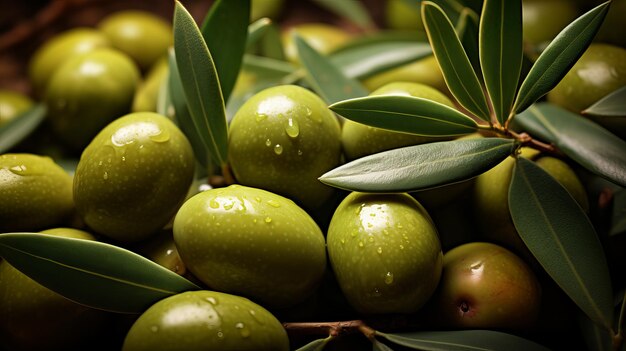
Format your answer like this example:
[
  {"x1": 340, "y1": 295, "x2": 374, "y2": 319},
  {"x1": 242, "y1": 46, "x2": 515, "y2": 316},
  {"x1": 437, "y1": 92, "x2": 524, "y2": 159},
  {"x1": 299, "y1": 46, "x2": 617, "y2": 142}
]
[
  {"x1": 122, "y1": 290, "x2": 289, "y2": 351},
  {"x1": 73, "y1": 112, "x2": 194, "y2": 243},
  {"x1": 0, "y1": 154, "x2": 73, "y2": 232},
  {"x1": 44, "y1": 48, "x2": 140, "y2": 151},
  {"x1": 173, "y1": 185, "x2": 327, "y2": 309},
  {"x1": 362, "y1": 55, "x2": 449, "y2": 95}
]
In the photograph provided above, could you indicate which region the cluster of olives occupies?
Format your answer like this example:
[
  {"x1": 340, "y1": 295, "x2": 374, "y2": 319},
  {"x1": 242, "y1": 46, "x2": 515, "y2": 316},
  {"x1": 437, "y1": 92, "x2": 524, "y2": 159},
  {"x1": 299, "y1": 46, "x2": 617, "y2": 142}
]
[{"x1": 1, "y1": 0, "x2": 625, "y2": 350}]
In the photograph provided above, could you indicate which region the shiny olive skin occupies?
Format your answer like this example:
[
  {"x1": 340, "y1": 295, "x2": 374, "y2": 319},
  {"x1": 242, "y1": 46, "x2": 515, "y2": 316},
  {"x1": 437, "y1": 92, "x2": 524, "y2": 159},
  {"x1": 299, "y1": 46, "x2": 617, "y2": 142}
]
[
  {"x1": 0, "y1": 154, "x2": 73, "y2": 232},
  {"x1": 362, "y1": 55, "x2": 449, "y2": 95},
  {"x1": 123, "y1": 291, "x2": 289, "y2": 351},
  {"x1": 28, "y1": 28, "x2": 110, "y2": 96},
  {"x1": 385, "y1": 0, "x2": 423, "y2": 30},
  {"x1": 282, "y1": 23, "x2": 352, "y2": 64},
  {"x1": 228, "y1": 85, "x2": 342, "y2": 210},
  {"x1": 431, "y1": 242, "x2": 541, "y2": 330},
  {"x1": 98, "y1": 10, "x2": 172, "y2": 71},
  {"x1": 327, "y1": 192, "x2": 443, "y2": 314},
  {"x1": 0, "y1": 90, "x2": 33, "y2": 126},
  {"x1": 73, "y1": 112, "x2": 194, "y2": 243},
  {"x1": 0, "y1": 228, "x2": 110, "y2": 351},
  {"x1": 132, "y1": 56, "x2": 169, "y2": 113},
  {"x1": 173, "y1": 185, "x2": 327, "y2": 309},
  {"x1": 522, "y1": 0, "x2": 579, "y2": 45},
  {"x1": 251, "y1": 0, "x2": 285, "y2": 21},
  {"x1": 341, "y1": 82, "x2": 455, "y2": 161},
  {"x1": 45, "y1": 48, "x2": 140, "y2": 151}
]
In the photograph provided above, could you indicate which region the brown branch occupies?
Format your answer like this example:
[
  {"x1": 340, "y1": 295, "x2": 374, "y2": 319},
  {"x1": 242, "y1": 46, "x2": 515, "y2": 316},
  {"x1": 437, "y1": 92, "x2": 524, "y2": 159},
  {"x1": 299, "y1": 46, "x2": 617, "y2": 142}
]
[
  {"x1": 283, "y1": 320, "x2": 369, "y2": 337},
  {"x1": 507, "y1": 130, "x2": 558, "y2": 155}
]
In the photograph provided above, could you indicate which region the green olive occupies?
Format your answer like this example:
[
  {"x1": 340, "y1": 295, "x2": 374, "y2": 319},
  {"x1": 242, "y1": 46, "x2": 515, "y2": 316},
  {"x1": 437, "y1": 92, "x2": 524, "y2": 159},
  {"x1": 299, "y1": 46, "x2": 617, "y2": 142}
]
[
  {"x1": 282, "y1": 23, "x2": 352, "y2": 65},
  {"x1": 122, "y1": 290, "x2": 289, "y2": 351},
  {"x1": 228, "y1": 85, "x2": 342, "y2": 210},
  {"x1": 132, "y1": 56, "x2": 169, "y2": 113},
  {"x1": 0, "y1": 228, "x2": 110, "y2": 351},
  {"x1": 173, "y1": 185, "x2": 327, "y2": 309},
  {"x1": 327, "y1": 192, "x2": 442, "y2": 314},
  {"x1": 0, "y1": 154, "x2": 73, "y2": 232},
  {"x1": 45, "y1": 48, "x2": 140, "y2": 151},
  {"x1": 341, "y1": 82, "x2": 455, "y2": 161},
  {"x1": 28, "y1": 28, "x2": 110, "y2": 96},
  {"x1": 73, "y1": 112, "x2": 195, "y2": 243},
  {"x1": 522, "y1": 0, "x2": 579, "y2": 45},
  {"x1": 362, "y1": 55, "x2": 449, "y2": 95},
  {"x1": 251, "y1": 0, "x2": 285, "y2": 21},
  {"x1": 0, "y1": 90, "x2": 33, "y2": 126},
  {"x1": 385, "y1": 0, "x2": 423, "y2": 30},
  {"x1": 98, "y1": 10, "x2": 173, "y2": 71}
]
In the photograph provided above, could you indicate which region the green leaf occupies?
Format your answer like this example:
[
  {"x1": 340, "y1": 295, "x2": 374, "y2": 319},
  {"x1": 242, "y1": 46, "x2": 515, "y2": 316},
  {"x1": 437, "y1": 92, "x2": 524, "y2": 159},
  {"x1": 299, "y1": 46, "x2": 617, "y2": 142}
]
[
  {"x1": 578, "y1": 313, "x2": 613, "y2": 351},
  {"x1": 479, "y1": 0, "x2": 522, "y2": 125},
  {"x1": 583, "y1": 85, "x2": 626, "y2": 117},
  {"x1": 377, "y1": 330, "x2": 551, "y2": 351},
  {"x1": 174, "y1": 1, "x2": 229, "y2": 167},
  {"x1": 311, "y1": 0, "x2": 375, "y2": 30},
  {"x1": 319, "y1": 137, "x2": 515, "y2": 192},
  {"x1": 0, "y1": 233, "x2": 200, "y2": 313},
  {"x1": 422, "y1": 1, "x2": 491, "y2": 122},
  {"x1": 456, "y1": 7, "x2": 481, "y2": 79},
  {"x1": 260, "y1": 23, "x2": 286, "y2": 61},
  {"x1": 200, "y1": 0, "x2": 250, "y2": 102},
  {"x1": 0, "y1": 104, "x2": 46, "y2": 154},
  {"x1": 331, "y1": 40, "x2": 432, "y2": 80},
  {"x1": 372, "y1": 339, "x2": 395, "y2": 351},
  {"x1": 168, "y1": 50, "x2": 210, "y2": 168},
  {"x1": 156, "y1": 67, "x2": 174, "y2": 119},
  {"x1": 513, "y1": 2, "x2": 610, "y2": 114},
  {"x1": 294, "y1": 33, "x2": 369, "y2": 104},
  {"x1": 610, "y1": 189, "x2": 626, "y2": 237},
  {"x1": 515, "y1": 103, "x2": 626, "y2": 187},
  {"x1": 509, "y1": 157, "x2": 614, "y2": 328},
  {"x1": 294, "y1": 336, "x2": 333, "y2": 351},
  {"x1": 329, "y1": 95, "x2": 478, "y2": 136},
  {"x1": 246, "y1": 17, "x2": 272, "y2": 50}
]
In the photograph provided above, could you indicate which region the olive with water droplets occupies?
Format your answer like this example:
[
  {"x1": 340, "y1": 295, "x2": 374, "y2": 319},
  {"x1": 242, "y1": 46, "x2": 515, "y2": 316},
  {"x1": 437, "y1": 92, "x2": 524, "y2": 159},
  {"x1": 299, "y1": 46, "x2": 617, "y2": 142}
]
[
  {"x1": 73, "y1": 112, "x2": 194, "y2": 243},
  {"x1": 122, "y1": 290, "x2": 289, "y2": 351}
]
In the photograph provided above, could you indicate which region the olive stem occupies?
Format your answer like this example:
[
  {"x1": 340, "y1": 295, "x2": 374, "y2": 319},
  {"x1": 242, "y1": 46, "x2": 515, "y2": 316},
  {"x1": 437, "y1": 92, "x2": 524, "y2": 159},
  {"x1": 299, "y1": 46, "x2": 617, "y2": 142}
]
[
  {"x1": 283, "y1": 320, "x2": 369, "y2": 337},
  {"x1": 507, "y1": 130, "x2": 558, "y2": 154},
  {"x1": 220, "y1": 164, "x2": 235, "y2": 186}
]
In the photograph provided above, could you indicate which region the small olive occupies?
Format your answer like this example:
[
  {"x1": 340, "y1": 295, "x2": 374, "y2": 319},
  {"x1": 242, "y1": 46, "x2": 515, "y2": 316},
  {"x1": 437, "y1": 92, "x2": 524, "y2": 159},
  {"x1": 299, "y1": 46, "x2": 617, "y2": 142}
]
[
  {"x1": 0, "y1": 90, "x2": 34, "y2": 126},
  {"x1": 132, "y1": 56, "x2": 169, "y2": 113},
  {"x1": 362, "y1": 55, "x2": 449, "y2": 95},
  {"x1": 73, "y1": 112, "x2": 194, "y2": 243},
  {"x1": 282, "y1": 23, "x2": 352, "y2": 65}
]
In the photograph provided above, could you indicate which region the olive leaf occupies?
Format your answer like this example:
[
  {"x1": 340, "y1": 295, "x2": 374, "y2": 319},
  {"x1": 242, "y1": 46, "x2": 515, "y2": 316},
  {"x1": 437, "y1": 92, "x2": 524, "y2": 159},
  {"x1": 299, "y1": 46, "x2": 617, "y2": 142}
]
[
  {"x1": 259, "y1": 22, "x2": 286, "y2": 60},
  {"x1": 0, "y1": 233, "x2": 200, "y2": 314},
  {"x1": 455, "y1": 7, "x2": 481, "y2": 78},
  {"x1": 610, "y1": 189, "x2": 626, "y2": 237},
  {"x1": 512, "y1": 1, "x2": 610, "y2": 114},
  {"x1": 422, "y1": 1, "x2": 491, "y2": 122},
  {"x1": 372, "y1": 339, "x2": 395, "y2": 351},
  {"x1": 515, "y1": 103, "x2": 626, "y2": 187},
  {"x1": 509, "y1": 157, "x2": 614, "y2": 329},
  {"x1": 311, "y1": 0, "x2": 375, "y2": 30},
  {"x1": 246, "y1": 17, "x2": 272, "y2": 50},
  {"x1": 173, "y1": 1, "x2": 228, "y2": 168},
  {"x1": 294, "y1": 336, "x2": 333, "y2": 351},
  {"x1": 377, "y1": 330, "x2": 551, "y2": 351},
  {"x1": 319, "y1": 138, "x2": 515, "y2": 193},
  {"x1": 578, "y1": 312, "x2": 613, "y2": 351},
  {"x1": 0, "y1": 104, "x2": 46, "y2": 154},
  {"x1": 583, "y1": 85, "x2": 626, "y2": 117},
  {"x1": 479, "y1": 0, "x2": 522, "y2": 125},
  {"x1": 329, "y1": 95, "x2": 478, "y2": 136},
  {"x1": 200, "y1": 0, "x2": 250, "y2": 102},
  {"x1": 294, "y1": 33, "x2": 369, "y2": 104}
]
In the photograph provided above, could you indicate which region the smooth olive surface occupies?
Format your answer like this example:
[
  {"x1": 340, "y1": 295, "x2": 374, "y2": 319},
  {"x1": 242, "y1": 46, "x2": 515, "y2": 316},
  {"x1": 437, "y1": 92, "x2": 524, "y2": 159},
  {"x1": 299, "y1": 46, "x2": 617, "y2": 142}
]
[
  {"x1": 522, "y1": 0, "x2": 579, "y2": 45},
  {"x1": 173, "y1": 185, "x2": 327, "y2": 309},
  {"x1": 0, "y1": 153, "x2": 73, "y2": 232},
  {"x1": 0, "y1": 90, "x2": 34, "y2": 126},
  {"x1": 341, "y1": 82, "x2": 455, "y2": 161},
  {"x1": 385, "y1": 0, "x2": 423, "y2": 30},
  {"x1": 123, "y1": 291, "x2": 289, "y2": 351},
  {"x1": 362, "y1": 55, "x2": 449, "y2": 95},
  {"x1": 98, "y1": 10, "x2": 172, "y2": 71},
  {"x1": 228, "y1": 85, "x2": 342, "y2": 210},
  {"x1": 251, "y1": 0, "x2": 285, "y2": 21},
  {"x1": 327, "y1": 192, "x2": 442, "y2": 314},
  {"x1": 28, "y1": 28, "x2": 110, "y2": 96},
  {"x1": 73, "y1": 112, "x2": 194, "y2": 243},
  {"x1": 0, "y1": 228, "x2": 110, "y2": 351},
  {"x1": 282, "y1": 23, "x2": 352, "y2": 64},
  {"x1": 432, "y1": 242, "x2": 541, "y2": 329},
  {"x1": 132, "y1": 56, "x2": 169, "y2": 113}
]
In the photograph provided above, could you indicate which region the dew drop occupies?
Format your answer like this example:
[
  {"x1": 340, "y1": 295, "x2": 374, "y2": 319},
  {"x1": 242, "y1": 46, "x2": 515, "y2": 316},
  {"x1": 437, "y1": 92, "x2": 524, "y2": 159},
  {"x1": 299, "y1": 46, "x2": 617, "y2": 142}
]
[
  {"x1": 350, "y1": 231, "x2": 358, "y2": 237},
  {"x1": 273, "y1": 144, "x2": 283, "y2": 155},
  {"x1": 396, "y1": 224, "x2": 403, "y2": 229},
  {"x1": 377, "y1": 247, "x2": 383, "y2": 254},
  {"x1": 297, "y1": 149, "x2": 303, "y2": 156},
  {"x1": 209, "y1": 200, "x2": 220, "y2": 209},
  {"x1": 103, "y1": 172, "x2": 109, "y2": 180},
  {"x1": 340, "y1": 238, "x2": 346, "y2": 244},
  {"x1": 264, "y1": 217, "x2": 272, "y2": 223},
  {"x1": 255, "y1": 197, "x2": 262, "y2": 202},
  {"x1": 217, "y1": 331, "x2": 224, "y2": 339},
  {"x1": 150, "y1": 130, "x2": 170, "y2": 143},
  {"x1": 255, "y1": 113, "x2": 268, "y2": 122},
  {"x1": 206, "y1": 297, "x2": 217, "y2": 305},
  {"x1": 368, "y1": 237, "x2": 374, "y2": 243},
  {"x1": 150, "y1": 326, "x2": 159, "y2": 333},
  {"x1": 223, "y1": 202, "x2": 234, "y2": 210},
  {"x1": 385, "y1": 272, "x2": 394, "y2": 285},
  {"x1": 285, "y1": 118, "x2": 300, "y2": 138},
  {"x1": 267, "y1": 199, "x2": 280, "y2": 208},
  {"x1": 358, "y1": 241, "x2": 364, "y2": 248},
  {"x1": 399, "y1": 245, "x2": 405, "y2": 250},
  {"x1": 98, "y1": 160, "x2": 103, "y2": 166},
  {"x1": 121, "y1": 156, "x2": 126, "y2": 162},
  {"x1": 265, "y1": 139, "x2": 272, "y2": 147},
  {"x1": 249, "y1": 309, "x2": 265, "y2": 325}
]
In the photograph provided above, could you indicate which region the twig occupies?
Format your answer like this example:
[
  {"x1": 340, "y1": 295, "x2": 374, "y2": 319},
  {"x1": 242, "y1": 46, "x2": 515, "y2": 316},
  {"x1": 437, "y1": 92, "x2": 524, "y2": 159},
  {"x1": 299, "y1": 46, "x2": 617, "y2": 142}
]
[
  {"x1": 508, "y1": 130, "x2": 558, "y2": 154},
  {"x1": 283, "y1": 319, "x2": 369, "y2": 337}
]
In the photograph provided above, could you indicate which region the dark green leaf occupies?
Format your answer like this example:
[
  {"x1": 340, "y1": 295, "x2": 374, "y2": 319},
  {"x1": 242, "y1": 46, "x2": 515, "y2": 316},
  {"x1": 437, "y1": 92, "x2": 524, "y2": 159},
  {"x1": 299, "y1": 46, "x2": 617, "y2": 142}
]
[
  {"x1": 332, "y1": 31, "x2": 429, "y2": 53},
  {"x1": 456, "y1": 7, "x2": 481, "y2": 79},
  {"x1": 0, "y1": 104, "x2": 46, "y2": 154},
  {"x1": 294, "y1": 336, "x2": 333, "y2": 351},
  {"x1": 246, "y1": 17, "x2": 272, "y2": 50},
  {"x1": 294, "y1": 33, "x2": 369, "y2": 104},
  {"x1": 578, "y1": 313, "x2": 613, "y2": 351},
  {"x1": 583, "y1": 85, "x2": 626, "y2": 117},
  {"x1": 509, "y1": 157, "x2": 614, "y2": 328},
  {"x1": 174, "y1": 1, "x2": 229, "y2": 167},
  {"x1": 372, "y1": 339, "x2": 395, "y2": 351},
  {"x1": 242, "y1": 54, "x2": 296, "y2": 77},
  {"x1": 422, "y1": 1, "x2": 491, "y2": 122},
  {"x1": 610, "y1": 189, "x2": 626, "y2": 237},
  {"x1": 319, "y1": 138, "x2": 515, "y2": 192},
  {"x1": 515, "y1": 103, "x2": 626, "y2": 187},
  {"x1": 168, "y1": 50, "x2": 209, "y2": 168},
  {"x1": 200, "y1": 0, "x2": 250, "y2": 101},
  {"x1": 0, "y1": 233, "x2": 200, "y2": 313},
  {"x1": 311, "y1": 0, "x2": 375, "y2": 30},
  {"x1": 377, "y1": 330, "x2": 551, "y2": 351},
  {"x1": 513, "y1": 2, "x2": 610, "y2": 114},
  {"x1": 331, "y1": 41, "x2": 432, "y2": 79},
  {"x1": 479, "y1": 0, "x2": 522, "y2": 125},
  {"x1": 329, "y1": 95, "x2": 478, "y2": 136}
]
